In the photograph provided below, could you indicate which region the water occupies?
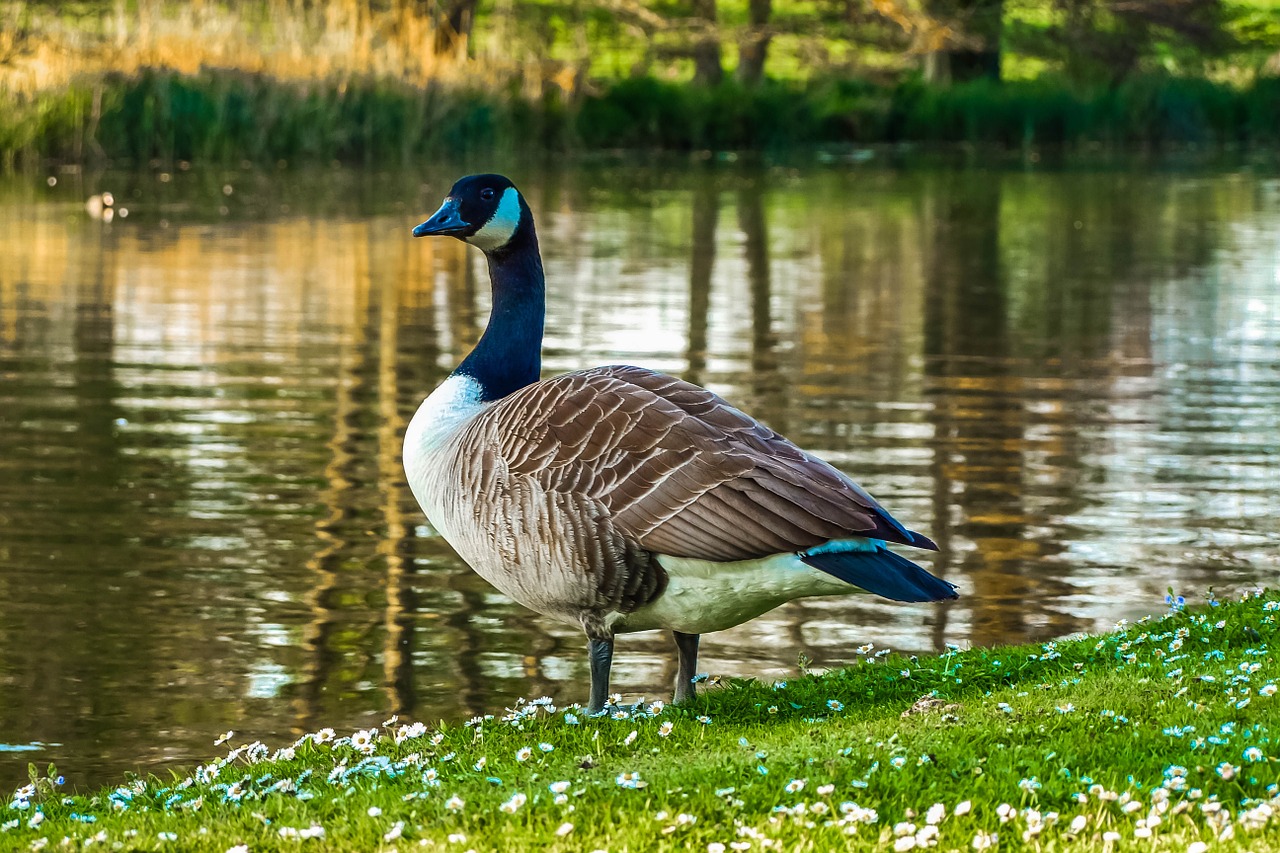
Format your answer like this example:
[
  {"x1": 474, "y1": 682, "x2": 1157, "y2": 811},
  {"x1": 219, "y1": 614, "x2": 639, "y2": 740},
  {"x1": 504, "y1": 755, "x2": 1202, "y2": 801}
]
[{"x1": 1, "y1": 162, "x2": 1277, "y2": 790}]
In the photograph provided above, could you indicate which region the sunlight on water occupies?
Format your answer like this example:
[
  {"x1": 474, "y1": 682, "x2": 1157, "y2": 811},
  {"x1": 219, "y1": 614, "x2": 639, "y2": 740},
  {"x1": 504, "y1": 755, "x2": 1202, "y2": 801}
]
[{"x1": 0, "y1": 164, "x2": 1277, "y2": 788}]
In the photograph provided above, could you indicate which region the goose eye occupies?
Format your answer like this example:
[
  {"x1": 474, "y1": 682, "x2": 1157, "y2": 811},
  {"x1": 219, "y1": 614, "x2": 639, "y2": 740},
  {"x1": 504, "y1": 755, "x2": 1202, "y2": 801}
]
[{"x1": 480, "y1": 188, "x2": 495, "y2": 201}]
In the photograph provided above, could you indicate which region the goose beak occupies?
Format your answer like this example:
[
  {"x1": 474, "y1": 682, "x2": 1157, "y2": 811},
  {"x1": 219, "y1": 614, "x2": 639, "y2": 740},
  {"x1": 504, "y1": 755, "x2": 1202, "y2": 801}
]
[{"x1": 413, "y1": 198, "x2": 469, "y2": 237}]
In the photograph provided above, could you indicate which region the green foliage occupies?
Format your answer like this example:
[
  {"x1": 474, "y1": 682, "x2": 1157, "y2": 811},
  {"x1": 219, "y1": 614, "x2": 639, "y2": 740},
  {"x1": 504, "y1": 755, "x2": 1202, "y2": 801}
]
[
  {"x1": 23, "y1": 764, "x2": 60, "y2": 805},
  {"x1": 0, "y1": 70, "x2": 542, "y2": 168},
  {"x1": 3, "y1": 67, "x2": 1280, "y2": 167},
  {"x1": 1005, "y1": 0, "x2": 1238, "y2": 84},
  {"x1": 576, "y1": 77, "x2": 691, "y2": 148},
  {"x1": 1243, "y1": 75, "x2": 1280, "y2": 139},
  {"x1": 575, "y1": 72, "x2": 1280, "y2": 150},
  {"x1": 891, "y1": 73, "x2": 1280, "y2": 146}
]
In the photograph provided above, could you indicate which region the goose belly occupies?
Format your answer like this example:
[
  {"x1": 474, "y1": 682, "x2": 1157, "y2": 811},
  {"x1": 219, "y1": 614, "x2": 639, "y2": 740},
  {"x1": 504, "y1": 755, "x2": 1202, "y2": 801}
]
[
  {"x1": 407, "y1": 481, "x2": 587, "y2": 622},
  {"x1": 609, "y1": 551, "x2": 856, "y2": 635},
  {"x1": 404, "y1": 447, "x2": 609, "y2": 625}
]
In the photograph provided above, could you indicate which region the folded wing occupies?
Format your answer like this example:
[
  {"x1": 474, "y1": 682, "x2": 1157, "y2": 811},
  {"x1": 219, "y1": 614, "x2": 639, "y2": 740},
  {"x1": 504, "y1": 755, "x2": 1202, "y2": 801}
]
[{"x1": 474, "y1": 365, "x2": 936, "y2": 563}]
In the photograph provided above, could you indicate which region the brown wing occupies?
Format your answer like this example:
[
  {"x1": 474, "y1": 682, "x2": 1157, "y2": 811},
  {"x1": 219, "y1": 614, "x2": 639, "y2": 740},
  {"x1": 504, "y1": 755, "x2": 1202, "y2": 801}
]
[{"x1": 476, "y1": 365, "x2": 924, "y2": 563}]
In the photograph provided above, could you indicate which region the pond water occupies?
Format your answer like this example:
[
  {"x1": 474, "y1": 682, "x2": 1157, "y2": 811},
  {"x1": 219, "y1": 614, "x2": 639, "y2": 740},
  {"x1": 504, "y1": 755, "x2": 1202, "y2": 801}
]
[{"x1": 1, "y1": 161, "x2": 1278, "y2": 790}]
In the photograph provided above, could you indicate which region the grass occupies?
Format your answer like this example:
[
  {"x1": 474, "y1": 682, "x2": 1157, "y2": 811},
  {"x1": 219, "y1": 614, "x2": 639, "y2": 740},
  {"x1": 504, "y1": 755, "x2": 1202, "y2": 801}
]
[
  {"x1": 5, "y1": 590, "x2": 1280, "y2": 851},
  {"x1": 0, "y1": 70, "x2": 554, "y2": 169},
  {"x1": 3, "y1": 69, "x2": 1279, "y2": 170},
  {"x1": 579, "y1": 74, "x2": 1280, "y2": 150}
]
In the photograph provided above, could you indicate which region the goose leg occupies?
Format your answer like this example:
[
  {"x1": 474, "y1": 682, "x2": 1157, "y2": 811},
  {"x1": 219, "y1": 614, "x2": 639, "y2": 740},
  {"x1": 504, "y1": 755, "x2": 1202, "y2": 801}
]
[
  {"x1": 672, "y1": 631, "x2": 700, "y2": 704},
  {"x1": 586, "y1": 636, "x2": 614, "y2": 714}
]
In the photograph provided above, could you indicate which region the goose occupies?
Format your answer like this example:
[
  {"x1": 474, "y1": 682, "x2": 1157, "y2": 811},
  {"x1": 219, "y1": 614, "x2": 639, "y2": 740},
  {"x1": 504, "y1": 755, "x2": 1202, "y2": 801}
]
[{"x1": 404, "y1": 174, "x2": 958, "y2": 714}]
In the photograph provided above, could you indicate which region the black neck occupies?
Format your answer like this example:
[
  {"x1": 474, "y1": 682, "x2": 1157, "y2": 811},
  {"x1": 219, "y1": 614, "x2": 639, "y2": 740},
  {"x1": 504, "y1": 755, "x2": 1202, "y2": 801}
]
[{"x1": 453, "y1": 224, "x2": 545, "y2": 402}]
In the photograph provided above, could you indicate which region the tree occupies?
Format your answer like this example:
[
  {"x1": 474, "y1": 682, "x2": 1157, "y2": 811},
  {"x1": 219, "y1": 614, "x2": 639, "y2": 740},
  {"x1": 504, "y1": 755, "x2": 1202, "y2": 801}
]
[
  {"x1": 432, "y1": 0, "x2": 479, "y2": 59},
  {"x1": 691, "y1": 0, "x2": 723, "y2": 85},
  {"x1": 1042, "y1": 0, "x2": 1230, "y2": 83},
  {"x1": 737, "y1": 0, "x2": 772, "y2": 85},
  {"x1": 864, "y1": 0, "x2": 998, "y2": 82},
  {"x1": 922, "y1": 0, "x2": 1003, "y2": 83}
]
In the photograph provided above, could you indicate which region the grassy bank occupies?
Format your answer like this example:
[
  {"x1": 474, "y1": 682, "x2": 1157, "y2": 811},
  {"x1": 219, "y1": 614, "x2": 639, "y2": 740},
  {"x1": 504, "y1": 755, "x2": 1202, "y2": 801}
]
[
  {"x1": 3, "y1": 70, "x2": 1280, "y2": 169},
  {"x1": 5, "y1": 590, "x2": 1279, "y2": 851}
]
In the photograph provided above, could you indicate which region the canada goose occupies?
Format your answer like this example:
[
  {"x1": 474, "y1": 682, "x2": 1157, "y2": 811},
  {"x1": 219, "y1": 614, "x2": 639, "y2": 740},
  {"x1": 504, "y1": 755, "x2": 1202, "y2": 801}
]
[{"x1": 405, "y1": 174, "x2": 957, "y2": 714}]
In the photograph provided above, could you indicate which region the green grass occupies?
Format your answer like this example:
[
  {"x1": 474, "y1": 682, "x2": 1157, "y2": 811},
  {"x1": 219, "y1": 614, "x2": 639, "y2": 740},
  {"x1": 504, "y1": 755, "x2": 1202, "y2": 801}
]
[
  {"x1": 6, "y1": 591, "x2": 1280, "y2": 850},
  {"x1": 0, "y1": 70, "x2": 563, "y2": 169},
  {"x1": 3, "y1": 70, "x2": 1280, "y2": 169}
]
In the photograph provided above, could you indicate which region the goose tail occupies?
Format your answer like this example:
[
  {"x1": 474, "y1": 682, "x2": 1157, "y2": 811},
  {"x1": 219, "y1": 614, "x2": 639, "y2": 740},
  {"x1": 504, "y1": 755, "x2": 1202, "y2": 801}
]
[{"x1": 800, "y1": 547, "x2": 957, "y2": 603}]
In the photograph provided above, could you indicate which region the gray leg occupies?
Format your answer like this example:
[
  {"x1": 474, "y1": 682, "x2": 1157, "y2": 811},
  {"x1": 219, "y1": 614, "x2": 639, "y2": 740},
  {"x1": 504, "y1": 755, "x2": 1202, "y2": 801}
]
[
  {"x1": 673, "y1": 631, "x2": 700, "y2": 704},
  {"x1": 587, "y1": 637, "x2": 614, "y2": 714}
]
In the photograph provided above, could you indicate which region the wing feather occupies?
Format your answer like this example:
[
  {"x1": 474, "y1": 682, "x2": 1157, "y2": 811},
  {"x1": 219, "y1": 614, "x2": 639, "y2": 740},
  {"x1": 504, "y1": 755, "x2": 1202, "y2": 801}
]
[{"x1": 464, "y1": 365, "x2": 931, "y2": 564}]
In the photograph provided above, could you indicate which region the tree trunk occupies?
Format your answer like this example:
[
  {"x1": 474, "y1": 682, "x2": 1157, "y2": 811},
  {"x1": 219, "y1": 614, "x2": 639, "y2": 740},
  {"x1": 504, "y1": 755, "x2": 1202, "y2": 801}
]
[
  {"x1": 737, "y1": 0, "x2": 771, "y2": 85},
  {"x1": 433, "y1": 0, "x2": 478, "y2": 58},
  {"x1": 924, "y1": 0, "x2": 1003, "y2": 84},
  {"x1": 686, "y1": 176, "x2": 718, "y2": 384},
  {"x1": 691, "y1": 0, "x2": 723, "y2": 86}
]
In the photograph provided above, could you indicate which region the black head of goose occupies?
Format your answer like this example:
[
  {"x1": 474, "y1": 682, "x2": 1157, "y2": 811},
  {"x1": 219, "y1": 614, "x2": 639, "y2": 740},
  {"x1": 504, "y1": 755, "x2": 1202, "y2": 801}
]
[{"x1": 407, "y1": 174, "x2": 958, "y2": 714}]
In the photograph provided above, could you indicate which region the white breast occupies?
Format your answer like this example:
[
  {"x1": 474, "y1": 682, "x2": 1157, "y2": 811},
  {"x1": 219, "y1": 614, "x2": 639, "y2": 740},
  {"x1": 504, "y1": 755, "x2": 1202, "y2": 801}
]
[
  {"x1": 405, "y1": 374, "x2": 485, "y2": 447},
  {"x1": 403, "y1": 374, "x2": 487, "y2": 516}
]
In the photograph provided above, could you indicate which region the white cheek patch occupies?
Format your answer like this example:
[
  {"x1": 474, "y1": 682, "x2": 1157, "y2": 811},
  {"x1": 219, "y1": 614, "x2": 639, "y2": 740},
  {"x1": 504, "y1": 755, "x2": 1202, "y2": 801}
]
[{"x1": 467, "y1": 187, "x2": 522, "y2": 251}]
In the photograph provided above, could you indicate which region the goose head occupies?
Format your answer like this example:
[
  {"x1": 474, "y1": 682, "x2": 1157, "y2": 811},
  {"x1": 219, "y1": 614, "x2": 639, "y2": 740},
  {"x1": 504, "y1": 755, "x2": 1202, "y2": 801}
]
[{"x1": 413, "y1": 174, "x2": 531, "y2": 254}]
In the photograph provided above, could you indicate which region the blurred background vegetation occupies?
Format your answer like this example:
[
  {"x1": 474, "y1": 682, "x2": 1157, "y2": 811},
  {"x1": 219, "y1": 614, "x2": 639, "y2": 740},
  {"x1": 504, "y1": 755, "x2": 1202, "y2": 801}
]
[{"x1": 0, "y1": 0, "x2": 1278, "y2": 164}]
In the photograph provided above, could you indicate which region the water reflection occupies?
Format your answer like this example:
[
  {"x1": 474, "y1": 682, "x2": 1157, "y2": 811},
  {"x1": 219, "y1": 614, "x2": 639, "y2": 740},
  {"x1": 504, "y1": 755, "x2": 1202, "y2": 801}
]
[
  {"x1": 0, "y1": 164, "x2": 1277, "y2": 788},
  {"x1": 923, "y1": 170, "x2": 1040, "y2": 647}
]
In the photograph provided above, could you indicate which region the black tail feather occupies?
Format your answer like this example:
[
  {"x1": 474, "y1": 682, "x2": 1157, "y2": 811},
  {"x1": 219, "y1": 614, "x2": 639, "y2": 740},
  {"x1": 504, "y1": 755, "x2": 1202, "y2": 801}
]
[
  {"x1": 867, "y1": 508, "x2": 939, "y2": 552},
  {"x1": 902, "y1": 529, "x2": 939, "y2": 551},
  {"x1": 800, "y1": 548, "x2": 957, "y2": 603}
]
